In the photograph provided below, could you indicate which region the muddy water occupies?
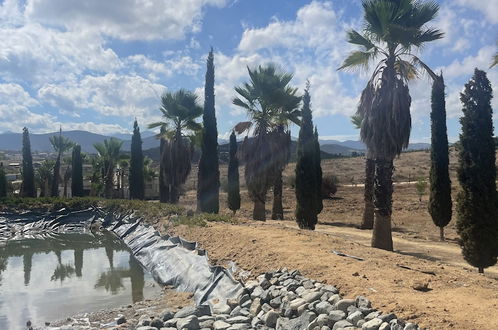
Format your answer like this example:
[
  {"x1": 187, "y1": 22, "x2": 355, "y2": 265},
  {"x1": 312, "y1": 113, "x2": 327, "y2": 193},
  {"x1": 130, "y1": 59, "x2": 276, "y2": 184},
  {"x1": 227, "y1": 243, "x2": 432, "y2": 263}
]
[{"x1": 0, "y1": 231, "x2": 160, "y2": 329}]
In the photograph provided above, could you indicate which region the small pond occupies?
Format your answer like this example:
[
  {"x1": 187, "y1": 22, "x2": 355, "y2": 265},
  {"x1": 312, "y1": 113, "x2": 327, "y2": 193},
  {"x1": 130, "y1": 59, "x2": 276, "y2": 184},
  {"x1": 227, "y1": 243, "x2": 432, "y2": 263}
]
[{"x1": 0, "y1": 231, "x2": 160, "y2": 329}]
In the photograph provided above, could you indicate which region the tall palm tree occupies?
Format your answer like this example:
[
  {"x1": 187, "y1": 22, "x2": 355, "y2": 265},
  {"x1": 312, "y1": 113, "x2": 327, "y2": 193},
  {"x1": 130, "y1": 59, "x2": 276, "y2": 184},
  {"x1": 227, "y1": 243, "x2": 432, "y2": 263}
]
[
  {"x1": 49, "y1": 129, "x2": 74, "y2": 197},
  {"x1": 351, "y1": 113, "x2": 374, "y2": 229},
  {"x1": 36, "y1": 159, "x2": 55, "y2": 197},
  {"x1": 339, "y1": 0, "x2": 443, "y2": 250},
  {"x1": 233, "y1": 64, "x2": 301, "y2": 220},
  {"x1": 93, "y1": 138, "x2": 127, "y2": 199},
  {"x1": 148, "y1": 89, "x2": 202, "y2": 203}
]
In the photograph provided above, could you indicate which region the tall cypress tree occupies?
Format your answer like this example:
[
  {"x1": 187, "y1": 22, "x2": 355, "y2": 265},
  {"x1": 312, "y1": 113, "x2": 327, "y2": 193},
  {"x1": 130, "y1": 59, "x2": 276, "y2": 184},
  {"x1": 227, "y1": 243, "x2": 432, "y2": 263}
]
[
  {"x1": 197, "y1": 48, "x2": 220, "y2": 213},
  {"x1": 21, "y1": 127, "x2": 36, "y2": 197},
  {"x1": 457, "y1": 68, "x2": 497, "y2": 273},
  {"x1": 295, "y1": 85, "x2": 322, "y2": 230},
  {"x1": 0, "y1": 162, "x2": 7, "y2": 198},
  {"x1": 71, "y1": 145, "x2": 84, "y2": 197},
  {"x1": 227, "y1": 131, "x2": 241, "y2": 214},
  {"x1": 428, "y1": 73, "x2": 452, "y2": 241},
  {"x1": 129, "y1": 119, "x2": 145, "y2": 200}
]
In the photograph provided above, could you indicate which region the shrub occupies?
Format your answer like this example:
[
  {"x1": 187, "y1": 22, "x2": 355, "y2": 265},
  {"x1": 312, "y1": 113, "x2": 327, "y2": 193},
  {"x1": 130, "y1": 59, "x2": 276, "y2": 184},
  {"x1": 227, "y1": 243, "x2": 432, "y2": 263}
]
[{"x1": 321, "y1": 174, "x2": 338, "y2": 198}]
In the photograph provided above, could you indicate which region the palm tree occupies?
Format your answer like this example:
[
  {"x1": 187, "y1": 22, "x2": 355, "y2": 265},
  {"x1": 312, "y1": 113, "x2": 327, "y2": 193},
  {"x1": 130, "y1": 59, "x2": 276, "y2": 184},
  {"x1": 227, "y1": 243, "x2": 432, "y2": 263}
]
[
  {"x1": 62, "y1": 156, "x2": 72, "y2": 197},
  {"x1": 491, "y1": 41, "x2": 498, "y2": 68},
  {"x1": 233, "y1": 64, "x2": 301, "y2": 220},
  {"x1": 351, "y1": 113, "x2": 374, "y2": 229},
  {"x1": 93, "y1": 138, "x2": 127, "y2": 199},
  {"x1": 49, "y1": 129, "x2": 74, "y2": 197},
  {"x1": 148, "y1": 89, "x2": 202, "y2": 203},
  {"x1": 339, "y1": 0, "x2": 443, "y2": 251},
  {"x1": 36, "y1": 159, "x2": 55, "y2": 197}
]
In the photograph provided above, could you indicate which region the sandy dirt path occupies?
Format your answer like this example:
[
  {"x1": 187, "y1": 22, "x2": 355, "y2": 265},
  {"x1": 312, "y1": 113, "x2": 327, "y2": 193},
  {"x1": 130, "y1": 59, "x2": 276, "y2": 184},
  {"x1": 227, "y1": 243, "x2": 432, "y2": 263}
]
[{"x1": 170, "y1": 220, "x2": 498, "y2": 330}]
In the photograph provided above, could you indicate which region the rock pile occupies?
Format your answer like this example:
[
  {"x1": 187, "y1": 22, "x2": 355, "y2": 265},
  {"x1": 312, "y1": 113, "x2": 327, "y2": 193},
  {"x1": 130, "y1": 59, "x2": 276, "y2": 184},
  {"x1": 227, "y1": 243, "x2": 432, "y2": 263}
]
[{"x1": 134, "y1": 268, "x2": 420, "y2": 330}]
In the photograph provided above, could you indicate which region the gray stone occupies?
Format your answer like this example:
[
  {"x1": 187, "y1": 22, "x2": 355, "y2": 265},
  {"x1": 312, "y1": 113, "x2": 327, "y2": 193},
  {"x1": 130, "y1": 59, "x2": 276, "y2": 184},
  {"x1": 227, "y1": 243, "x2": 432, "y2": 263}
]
[
  {"x1": 328, "y1": 310, "x2": 346, "y2": 323},
  {"x1": 362, "y1": 318, "x2": 383, "y2": 330},
  {"x1": 199, "y1": 319, "x2": 215, "y2": 328},
  {"x1": 230, "y1": 306, "x2": 242, "y2": 317},
  {"x1": 159, "y1": 328, "x2": 176, "y2": 330},
  {"x1": 239, "y1": 294, "x2": 251, "y2": 306},
  {"x1": 136, "y1": 327, "x2": 157, "y2": 330},
  {"x1": 260, "y1": 279, "x2": 271, "y2": 290},
  {"x1": 322, "y1": 285, "x2": 339, "y2": 294},
  {"x1": 303, "y1": 291, "x2": 322, "y2": 303},
  {"x1": 150, "y1": 318, "x2": 164, "y2": 329},
  {"x1": 286, "y1": 292, "x2": 298, "y2": 301},
  {"x1": 365, "y1": 311, "x2": 381, "y2": 321},
  {"x1": 215, "y1": 314, "x2": 230, "y2": 321},
  {"x1": 321, "y1": 292, "x2": 333, "y2": 301},
  {"x1": 303, "y1": 280, "x2": 315, "y2": 289},
  {"x1": 379, "y1": 313, "x2": 396, "y2": 323},
  {"x1": 162, "y1": 310, "x2": 175, "y2": 322},
  {"x1": 332, "y1": 320, "x2": 353, "y2": 330},
  {"x1": 316, "y1": 301, "x2": 333, "y2": 315},
  {"x1": 176, "y1": 315, "x2": 199, "y2": 330},
  {"x1": 239, "y1": 308, "x2": 250, "y2": 317},
  {"x1": 261, "y1": 303, "x2": 272, "y2": 312},
  {"x1": 357, "y1": 319, "x2": 365, "y2": 327},
  {"x1": 276, "y1": 311, "x2": 316, "y2": 330},
  {"x1": 334, "y1": 299, "x2": 356, "y2": 312},
  {"x1": 321, "y1": 327, "x2": 331, "y2": 330},
  {"x1": 346, "y1": 311, "x2": 363, "y2": 326},
  {"x1": 212, "y1": 302, "x2": 232, "y2": 315},
  {"x1": 227, "y1": 324, "x2": 251, "y2": 330},
  {"x1": 296, "y1": 286, "x2": 306, "y2": 295},
  {"x1": 163, "y1": 318, "x2": 178, "y2": 327},
  {"x1": 379, "y1": 322, "x2": 390, "y2": 330},
  {"x1": 316, "y1": 314, "x2": 331, "y2": 327},
  {"x1": 327, "y1": 294, "x2": 341, "y2": 305},
  {"x1": 213, "y1": 320, "x2": 231, "y2": 330},
  {"x1": 251, "y1": 286, "x2": 264, "y2": 299},
  {"x1": 297, "y1": 303, "x2": 309, "y2": 316},
  {"x1": 355, "y1": 296, "x2": 372, "y2": 309},
  {"x1": 262, "y1": 310, "x2": 279, "y2": 327},
  {"x1": 174, "y1": 305, "x2": 211, "y2": 319},
  {"x1": 245, "y1": 280, "x2": 259, "y2": 292},
  {"x1": 116, "y1": 315, "x2": 126, "y2": 325},
  {"x1": 138, "y1": 315, "x2": 152, "y2": 326},
  {"x1": 226, "y1": 316, "x2": 250, "y2": 324},
  {"x1": 270, "y1": 296, "x2": 282, "y2": 308},
  {"x1": 403, "y1": 323, "x2": 418, "y2": 330},
  {"x1": 227, "y1": 298, "x2": 239, "y2": 309},
  {"x1": 290, "y1": 298, "x2": 307, "y2": 310},
  {"x1": 389, "y1": 319, "x2": 405, "y2": 330}
]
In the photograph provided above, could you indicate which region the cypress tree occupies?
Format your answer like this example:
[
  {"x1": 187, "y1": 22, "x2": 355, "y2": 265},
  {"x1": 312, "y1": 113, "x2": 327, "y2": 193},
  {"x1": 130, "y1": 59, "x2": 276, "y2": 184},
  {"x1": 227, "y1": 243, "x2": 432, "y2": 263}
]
[
  {"x1": 21, "y1": 127, "x2": 36, "y2": 197},
  {"x1": 197, "y1": 48, "x2": 220, "y2": 213},
  {"x1": 0, "y1": 162, "x2": 7, "y2": 198},
  {"x1": 71, "y1": 145, "x2": 84, "y2": 197},
  {"x1": 457, "y1": 68, "x2": 498, "y2": 273},
  {"x1": 129, "y1": 119, "x2": 145, "y2": 200},
  {"x1": 428, "y1": 73, "x2": 452, "y2": 241},
  {"x1": 295, "y1": 85, "x2": 322, "y2": 230},
  {"x1": 227, "y1": 131, "x2": 241, "y2": 214}
]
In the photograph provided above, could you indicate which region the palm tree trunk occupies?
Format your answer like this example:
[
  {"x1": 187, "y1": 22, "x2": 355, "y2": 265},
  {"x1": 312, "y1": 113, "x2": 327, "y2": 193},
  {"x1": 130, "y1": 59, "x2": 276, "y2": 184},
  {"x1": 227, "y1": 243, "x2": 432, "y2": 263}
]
[
  {"x1": 271, "y1": 171, "x2": 284, "y2": 220},
  {"x1": 51, "y1": 152, "x2": 61, "y2": 197},
  {"x1": 371, "y1": 158, "x2": 394, "y2": 251},
  {"x1": 439, "y1": 226, "x2": 445, "y2": 241},
  {"x1": 361, "y1": 151, "x2": 375, "y2": 229},
  {"x1": 253, "y1": 198, "x2": 266, "y2": 221}
]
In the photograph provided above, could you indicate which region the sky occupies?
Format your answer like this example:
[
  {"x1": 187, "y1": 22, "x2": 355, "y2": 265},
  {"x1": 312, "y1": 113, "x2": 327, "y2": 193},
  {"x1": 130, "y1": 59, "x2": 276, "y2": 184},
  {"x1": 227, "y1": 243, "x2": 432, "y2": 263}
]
[{"x1": 0, "y1": 0, "x2": 497, "y2": 143}]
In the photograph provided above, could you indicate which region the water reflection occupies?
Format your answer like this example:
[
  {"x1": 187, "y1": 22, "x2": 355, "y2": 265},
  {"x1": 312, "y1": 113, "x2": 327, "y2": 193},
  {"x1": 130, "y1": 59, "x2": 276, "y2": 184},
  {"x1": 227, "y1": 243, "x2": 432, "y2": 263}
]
[{"x1": 0, "y1": 231, "x2": 158, "y2": 330}]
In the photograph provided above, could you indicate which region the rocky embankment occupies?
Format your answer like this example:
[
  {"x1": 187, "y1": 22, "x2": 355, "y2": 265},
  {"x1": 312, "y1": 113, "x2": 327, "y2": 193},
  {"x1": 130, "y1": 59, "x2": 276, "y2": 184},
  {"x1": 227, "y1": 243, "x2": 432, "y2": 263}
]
[{"x1": 128, "y1": 268, "x2": 419, "y2": 330}]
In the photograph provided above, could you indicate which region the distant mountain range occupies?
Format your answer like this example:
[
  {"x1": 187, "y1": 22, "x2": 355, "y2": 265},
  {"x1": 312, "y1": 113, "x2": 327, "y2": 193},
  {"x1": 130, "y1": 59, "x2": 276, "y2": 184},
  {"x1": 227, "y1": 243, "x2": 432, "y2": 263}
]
[{"x1": 0, "y1": 130, "x2": 430, "y2": 155}]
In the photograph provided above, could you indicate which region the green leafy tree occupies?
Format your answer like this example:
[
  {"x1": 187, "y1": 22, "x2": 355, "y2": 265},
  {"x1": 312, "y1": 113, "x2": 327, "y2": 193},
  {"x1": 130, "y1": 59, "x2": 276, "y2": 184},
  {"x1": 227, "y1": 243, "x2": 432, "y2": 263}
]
[
  {"x1": 49, "y1": 128, "x2": 74, "y2": 197},
  {"x1": 227, "y1": 131, "x2": 241, "y2": 214},
  {"x1": 71, "y1": 145, "x2": 84, "y2": 197},
  {"x1": 149, "y1": 89, "x2": 202, "y2": 203},
  {"x1": 0, "y1": 163, "x2": 7, "y2": 198},
  {"x1": 197, "y1": 49, "x2": 220, "y2": 213},
  {"x1": 428, "y1": 74, "x2": 452, "y2": 241},
  {"x1": 295, "y1": 85, "x2": 323, "y2": 230},
  {"x1": 338, "y1": 0, "x2": 443, "y2": 250},
  {"x1": 93, "y1": 138, "x2": 127, "y2": 199},
  {"x1": 233, "y1": 64, "x2": 301, "y2": 220},
  {"x1": 351, "y1": 113, "x2": 374, "y2": 229},
  {"x1": 130, "y1": 120, "x2": 145, "y2": 200},
  {"x1": 21, "y1": 127, "x2": 36, "y2": 197},
  {"x1": 415, "y1": 177, "x2": 427, "y2": 202},
  {"x1": 36, "y1": 160, "x2": 54, "y2": 197},
  {"x1": 457, "y1": 69, "x2": 498, "y2": 274}
]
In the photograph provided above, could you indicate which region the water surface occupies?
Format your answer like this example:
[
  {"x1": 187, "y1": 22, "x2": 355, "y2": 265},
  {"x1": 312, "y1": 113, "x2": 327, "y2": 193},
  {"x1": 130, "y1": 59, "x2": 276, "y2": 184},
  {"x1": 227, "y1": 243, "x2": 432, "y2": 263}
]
[{"x1": 0, "y1": 231, "x2": 159, "y2": 329}]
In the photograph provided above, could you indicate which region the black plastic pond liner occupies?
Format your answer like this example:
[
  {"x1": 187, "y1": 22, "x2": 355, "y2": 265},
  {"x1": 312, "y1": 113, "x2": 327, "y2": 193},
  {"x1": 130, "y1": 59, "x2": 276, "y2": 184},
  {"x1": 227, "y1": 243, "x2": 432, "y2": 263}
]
[{"x1": 0, "y1": 207, "x2": 244, "y2": 306}]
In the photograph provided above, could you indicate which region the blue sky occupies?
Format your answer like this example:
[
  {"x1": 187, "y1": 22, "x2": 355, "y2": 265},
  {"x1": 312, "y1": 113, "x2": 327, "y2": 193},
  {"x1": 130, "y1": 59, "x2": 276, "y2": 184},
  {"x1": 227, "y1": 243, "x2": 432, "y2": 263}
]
[{"x1": 0, "y1": 0, "x2": 497, "y2": 143}]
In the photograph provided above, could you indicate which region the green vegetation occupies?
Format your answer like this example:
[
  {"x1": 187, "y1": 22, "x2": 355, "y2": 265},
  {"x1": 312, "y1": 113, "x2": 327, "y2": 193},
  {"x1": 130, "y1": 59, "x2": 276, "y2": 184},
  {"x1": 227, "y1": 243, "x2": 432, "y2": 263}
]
[
  {"x1": 0, "y1": 163, "x2": 6, "y2": 198},
  {"x1": 149, "y1": 90, "x2": 202, "y2": 203},
  {"x1": 457, "y1": 69, "x2": 498, "y2": 274},
  {"x1": 233, "y1": 64, "x2": 301, "y2": 220},
  {"x1": 71, "y1": 145, "x2": 84, "y2": 197},
  {"x1": 227, "y1": 131, "x2": 241, "y2": 215},
  {"x1": 49, "y1": 129, "x2": 75, "y2": 197},
  {"x1": 37, "y1": 160, "x2": 55, "y2": 197},
  {"x1": 415, "y1": 177, "x2": 427, "y2": 202},
  {"x1": 338, "y1": 0, "x2": 443, "y2": 251},
  {"x1": 295, "y1": 85, "x2": 322, "y2": 230},
  {"x1": 129, "y1": 120, "x2": 145, "y2": 200},
  {"x1": 197, "y1": 49, "x2": 220, "y2": 214},
  {"x1": 21, "y1": 127, "x2": 36, "y2": 198},
  {"x1": 428, "y1": 74, "x2": 452, "y2": 241},
  {"x1": 93, "y1": 138, "x2": 128, "y2": 199}
]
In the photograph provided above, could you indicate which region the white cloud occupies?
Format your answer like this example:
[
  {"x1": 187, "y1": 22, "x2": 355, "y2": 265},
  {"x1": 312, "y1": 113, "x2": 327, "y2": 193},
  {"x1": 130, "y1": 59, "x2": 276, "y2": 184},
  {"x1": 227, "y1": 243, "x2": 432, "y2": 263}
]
[
  {"x1": 455, "y1": 0, "x2": 498, "y2": 24},
  {"x1": 25, "y1": 0, "x2": 229, "y2": 41}
]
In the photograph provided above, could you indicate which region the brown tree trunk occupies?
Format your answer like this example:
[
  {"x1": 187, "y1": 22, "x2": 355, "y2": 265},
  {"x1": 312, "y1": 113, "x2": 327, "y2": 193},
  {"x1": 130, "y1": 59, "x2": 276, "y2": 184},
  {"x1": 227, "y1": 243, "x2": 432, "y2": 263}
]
[
  {"x1": 271, "y1": 171, "x2": 284, "y2": 220},
  {"x1": 253, "y1": 198, "x2": 266, "y2": 221},
  {"x1": 439, "y1": 226, "x2": 445, "y2": 241},
  {"x1": 478, "y1": 267, "x2": 484, "y2": 274},
  {"x1": 361, "y1": 155, "x2": 375, "y2": 229},
  {"x1": 371, "y1": 158, "x2": 394, "y2": 251}
]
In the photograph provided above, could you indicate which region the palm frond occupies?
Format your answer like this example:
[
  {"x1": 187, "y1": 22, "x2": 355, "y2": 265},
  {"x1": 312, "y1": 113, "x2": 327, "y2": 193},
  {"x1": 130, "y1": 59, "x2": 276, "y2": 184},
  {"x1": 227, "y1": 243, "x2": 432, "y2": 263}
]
[
  {"x1": 347, "y1": 29, "x2": 376, "y2": 50},
  {"x1": 338, "y1": 50, "x2": 378, "y2": 71}
]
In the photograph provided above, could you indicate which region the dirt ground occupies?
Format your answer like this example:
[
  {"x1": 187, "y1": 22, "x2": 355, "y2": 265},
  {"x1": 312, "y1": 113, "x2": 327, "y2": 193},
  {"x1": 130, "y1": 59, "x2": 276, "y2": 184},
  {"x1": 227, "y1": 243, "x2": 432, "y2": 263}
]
[{"x1": 171, "y1": 151, "x2": 498, "y2": 330}]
